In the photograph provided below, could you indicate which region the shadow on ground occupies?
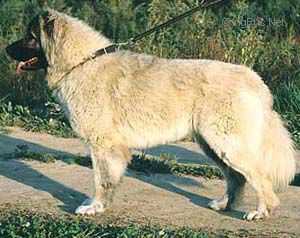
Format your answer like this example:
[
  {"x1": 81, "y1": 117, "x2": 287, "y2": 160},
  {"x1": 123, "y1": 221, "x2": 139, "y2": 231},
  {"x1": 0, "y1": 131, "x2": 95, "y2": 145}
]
[
  {"x1": 129, "y1": 172, "x2": 244, "y2": 220},
  {"x1": 0, "y1": 134, "x2": 244, "y2": 219},
  {"x1": 143, "y1": 144, "x2": 211, "y2": 165},
  {"x1": 291, "y1": 173, "x2": 300, "y2": 186},
  {"x1": 0, "y1": 134, "x2": 88, "y2": 212}
]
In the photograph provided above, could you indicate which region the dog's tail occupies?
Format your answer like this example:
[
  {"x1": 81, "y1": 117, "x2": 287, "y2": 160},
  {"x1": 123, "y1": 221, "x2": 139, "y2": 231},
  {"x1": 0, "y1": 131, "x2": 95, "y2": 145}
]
[{"x1": 262, "y1": 111, "x2": 296, "y2": 191}]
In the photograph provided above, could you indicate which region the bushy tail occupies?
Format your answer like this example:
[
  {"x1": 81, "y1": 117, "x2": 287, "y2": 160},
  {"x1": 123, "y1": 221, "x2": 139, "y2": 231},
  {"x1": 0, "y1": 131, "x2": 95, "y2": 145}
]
[{"x1": 263, "y1": 111, "x2": 296, "y2": 191}]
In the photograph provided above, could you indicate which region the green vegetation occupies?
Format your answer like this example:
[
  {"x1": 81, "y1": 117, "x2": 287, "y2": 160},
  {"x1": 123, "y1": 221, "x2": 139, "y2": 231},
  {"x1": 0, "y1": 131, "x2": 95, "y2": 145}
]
[
  {"x1": 130, "y1": 153, "x2": 223, "y2": 179},
  {"x1": 7, "y1": 144, "x2": 300, "y2": 184},
  {"x1": 0, "y1": 208, "x2": 294, "y2": 238},
  {"x1": 0, "y1": 101, "x2": 75, "y2": 137},
  {"x1": 1, "y1": 0, "x2": 300, "y2": 145},
  {"x1": 3, "y1": 144, "x2": 58, "y2": 163},
  {"x1": 3, "y1": 144, "x2": 223, "y2": 179},
  {"x1": 0, "y1": 209, "x2": 212, "y2": 238},
  {"x1": 6, "y1": 144, "x2": 300, "y2": 186}
]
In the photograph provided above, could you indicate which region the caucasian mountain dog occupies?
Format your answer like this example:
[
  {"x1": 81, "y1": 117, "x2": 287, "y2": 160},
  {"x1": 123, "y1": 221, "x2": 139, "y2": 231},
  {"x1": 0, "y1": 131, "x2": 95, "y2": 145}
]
[{"x1": 6, "y1": 9, "x2": 295, "y2": 220}]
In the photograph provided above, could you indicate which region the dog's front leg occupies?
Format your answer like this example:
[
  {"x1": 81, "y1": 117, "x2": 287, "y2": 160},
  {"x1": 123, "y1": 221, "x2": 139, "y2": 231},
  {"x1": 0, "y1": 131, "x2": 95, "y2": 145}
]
[{"x1": 76, "y1": 144, "x2": 131, "y2": 215}]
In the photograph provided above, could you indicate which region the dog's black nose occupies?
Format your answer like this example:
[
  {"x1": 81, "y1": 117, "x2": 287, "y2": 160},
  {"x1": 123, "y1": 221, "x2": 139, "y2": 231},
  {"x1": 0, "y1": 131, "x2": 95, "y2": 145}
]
[
  {"x1": 5, "y1": 39, "x2": 36, "y2": 62},
  {"x1": 6, "y1": 40, "x2": 23, "y2": 61},
  {"x1": 6, "y1": 43, "x2": 14, "y2": 58}
]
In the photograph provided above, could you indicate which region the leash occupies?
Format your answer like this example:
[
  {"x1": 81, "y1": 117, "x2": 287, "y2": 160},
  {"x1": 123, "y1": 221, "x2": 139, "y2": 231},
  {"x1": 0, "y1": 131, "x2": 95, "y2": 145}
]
[
  {"x1": 52, "y1": 0, "x2": 226, "y2": 90},
  {"x1": 91, "y1": 0, "x2": 226, "y2": 58},
  {"x1": 122, "y1": 0, "x2": 226, "y2": 45}
]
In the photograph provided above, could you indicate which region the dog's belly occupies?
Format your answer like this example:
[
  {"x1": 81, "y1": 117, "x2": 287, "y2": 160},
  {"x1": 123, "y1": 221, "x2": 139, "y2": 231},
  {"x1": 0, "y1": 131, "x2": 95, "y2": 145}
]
[{"x1": 118, "y1": 116, "x2": 192, "y2": 149}]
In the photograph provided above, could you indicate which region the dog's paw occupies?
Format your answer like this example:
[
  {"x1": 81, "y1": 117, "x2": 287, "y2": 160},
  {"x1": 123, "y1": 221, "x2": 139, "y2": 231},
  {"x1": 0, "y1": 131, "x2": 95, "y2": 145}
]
[
  {"x1": 75, "y1": 198, "x2": 105, "y2": 215},
  {"x1": 208, "y1": 197, "x2": 228, "y2": 211},
  {"x1": 243, "y1": 210, "x2": 269, "y2": 221}
]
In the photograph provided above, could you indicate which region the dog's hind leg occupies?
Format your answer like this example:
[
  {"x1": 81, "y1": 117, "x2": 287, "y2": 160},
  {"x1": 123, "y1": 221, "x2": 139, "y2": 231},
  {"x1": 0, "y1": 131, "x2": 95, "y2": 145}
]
[
  {"x1": 242, "y1": 174, "x2": 279, "y2": 220},
  {"x1": 207, "y1": 147, "x2": 279, "y2": 219},
  {"x1": 208, "y1": 159, "x2": 246, "y2": 211},
  {"x1": 75, "y1": 144, "x2": 131, "y2": 215},
  {"x1": 196, "y1": 130, "x2": 277, "y2": 220},
  {"x1": 195, "y1": 134, "x2": 246, "y2": 211},
  {"x1": 193, "y1": 90, "x2": 284, "y2": 220}
]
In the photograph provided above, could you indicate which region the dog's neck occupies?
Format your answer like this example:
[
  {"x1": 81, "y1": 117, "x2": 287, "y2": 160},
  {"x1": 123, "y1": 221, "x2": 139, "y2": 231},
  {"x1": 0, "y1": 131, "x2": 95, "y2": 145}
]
[{"x1": 43, "y1": 12, "x2": 112, "y2": 87}]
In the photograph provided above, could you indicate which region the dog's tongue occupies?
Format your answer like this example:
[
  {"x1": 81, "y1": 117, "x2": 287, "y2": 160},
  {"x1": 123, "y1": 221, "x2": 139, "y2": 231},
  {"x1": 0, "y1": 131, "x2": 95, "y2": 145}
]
[
  {"x1": 16, "y1": 61, "x2": 26, "y2": 75},
  {"x1": 16, "y1": 57, "x2": 38, "y2": 75}
]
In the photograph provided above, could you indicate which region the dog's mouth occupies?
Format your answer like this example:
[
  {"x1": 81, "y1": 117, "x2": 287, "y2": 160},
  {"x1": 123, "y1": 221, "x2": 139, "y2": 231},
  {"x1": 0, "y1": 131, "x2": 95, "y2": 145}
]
[
  {"x1": 16, "y1": 57, "x2": 39, "y2": 74},
  {"x1": 6, "y1": 38, "x2": 48, "y2": 74}
]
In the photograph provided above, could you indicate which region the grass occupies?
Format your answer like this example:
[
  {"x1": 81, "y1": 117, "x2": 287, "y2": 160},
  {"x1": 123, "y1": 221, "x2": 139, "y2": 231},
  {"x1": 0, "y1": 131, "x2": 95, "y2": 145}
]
[
  {"x1": 0, "y1": 208, "x2": 295, "y2": 238},
  {"x1": 2, "y1": 144, "x2": 58, "y2": 163},
  {"x1": 7, "y1": 144, "x2": 300, "y2": 186},
  {"x1": 0, "y1": 209, "x2": 212, "y2": 238},
  {"x1": 272, "y1": 81, "x2": 300, "y2": 148},
  {"x1": 130, "y1": 153, "x2": 223, "y2": 179},
  {"x1": 0, "y1": 101, "x2": 74, "y2": 138},
  {"x1": 1, "y1": 0, "x2": 300, "y2": 148},
  {"x1": 3, "y1": 144, "x2": 223, "y2": 179}
]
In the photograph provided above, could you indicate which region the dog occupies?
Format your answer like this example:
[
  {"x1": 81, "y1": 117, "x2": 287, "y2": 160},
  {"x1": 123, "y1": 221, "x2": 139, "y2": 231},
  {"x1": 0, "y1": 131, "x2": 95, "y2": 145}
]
[{"x1": 6, "y1": 9, "x2": 295, "y2": 220}]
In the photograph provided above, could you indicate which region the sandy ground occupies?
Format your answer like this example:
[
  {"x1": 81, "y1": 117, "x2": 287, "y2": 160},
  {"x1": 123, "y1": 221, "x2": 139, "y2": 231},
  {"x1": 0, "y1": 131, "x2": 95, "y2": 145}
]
[{"x1": 0, "y1": 127, "x2": 299, "y2": 235}]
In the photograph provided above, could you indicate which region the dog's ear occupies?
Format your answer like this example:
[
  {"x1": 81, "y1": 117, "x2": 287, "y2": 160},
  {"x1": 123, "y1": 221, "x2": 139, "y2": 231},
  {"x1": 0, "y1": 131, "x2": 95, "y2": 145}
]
[{"x1": 41, "y1": 9, "x2": 56, "y2": 37}]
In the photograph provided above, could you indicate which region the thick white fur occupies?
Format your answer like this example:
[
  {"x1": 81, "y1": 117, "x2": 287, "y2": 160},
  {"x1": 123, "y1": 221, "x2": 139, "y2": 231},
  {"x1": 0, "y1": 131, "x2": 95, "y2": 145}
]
[{"x1": 39, "y1": 9, "x2": 295, "y2": 219}]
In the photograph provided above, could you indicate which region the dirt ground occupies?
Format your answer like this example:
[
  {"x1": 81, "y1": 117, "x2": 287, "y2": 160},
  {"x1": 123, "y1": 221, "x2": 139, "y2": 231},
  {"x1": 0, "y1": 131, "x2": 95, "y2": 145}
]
[{"x1": 0, "y1": 127, "x2": 299, "y2": 235}]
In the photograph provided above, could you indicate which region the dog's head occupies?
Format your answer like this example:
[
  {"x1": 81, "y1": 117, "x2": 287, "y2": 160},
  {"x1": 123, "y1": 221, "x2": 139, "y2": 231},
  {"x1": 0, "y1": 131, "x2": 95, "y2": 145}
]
[
  {"x1": 5, "y1": 10, "x2": 55, "y2": 73},
  {"x1": 6, "y1": 9, "x2": 112, "y2": 76}
]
